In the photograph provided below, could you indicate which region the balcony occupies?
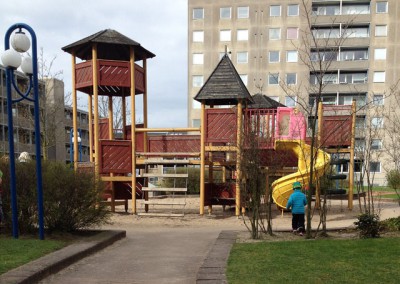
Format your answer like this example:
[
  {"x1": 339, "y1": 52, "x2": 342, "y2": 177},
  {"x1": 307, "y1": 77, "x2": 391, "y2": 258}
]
[{"x1": 75, "y1": 59, "x2": 145, "y2": 96}]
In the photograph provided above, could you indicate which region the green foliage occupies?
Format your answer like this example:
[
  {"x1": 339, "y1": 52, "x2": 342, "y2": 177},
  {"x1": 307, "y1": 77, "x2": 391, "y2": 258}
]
[
  {"x1": 0, "y1": 160, "x2": 110, "y2": 234},
  {"x1": 386, "y1": 169, "x2": 400, "y2": 190},
  {"x1": 227, "y1": 238, "x2": 400, "y2": 283},
  {"x1": 354, "y1": 213, "x2": 380, "y2": 238},
  {"x1": 380, "y1": 217, "x2": 400, "y2": 232}
]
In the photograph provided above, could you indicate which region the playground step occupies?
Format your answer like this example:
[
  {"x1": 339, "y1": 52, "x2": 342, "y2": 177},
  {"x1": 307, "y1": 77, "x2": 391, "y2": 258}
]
[
  {"x1": 142, "y1": 173, "x2": 188, "y2": 178},
  {"x1": 137, "y1": 212, "x2": 184, "y2": 217},
  {"x1": 144, "y1": 159, "x2": 190, "y2": 165},
  {"x1": 141, "y1": 187, "x2": 187, "y2": 192},
  {"x1": 143, "y1": 200, "x2": 186, "y2": 206}
]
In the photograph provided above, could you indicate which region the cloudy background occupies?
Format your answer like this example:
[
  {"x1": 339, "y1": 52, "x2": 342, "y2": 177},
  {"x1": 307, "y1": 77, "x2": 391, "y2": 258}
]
[{"x1": 0, "y1": 0, "x2": 188, "y2": 127}]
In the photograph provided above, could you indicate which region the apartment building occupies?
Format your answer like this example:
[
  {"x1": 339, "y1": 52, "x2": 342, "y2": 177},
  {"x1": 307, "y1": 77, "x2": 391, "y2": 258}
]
[
  {"x1": 0, "y1": 66, "x2": 90, "y2": 163},
  {"x1": 188, "y1": 0, "x2": 400, "y2": 185}
]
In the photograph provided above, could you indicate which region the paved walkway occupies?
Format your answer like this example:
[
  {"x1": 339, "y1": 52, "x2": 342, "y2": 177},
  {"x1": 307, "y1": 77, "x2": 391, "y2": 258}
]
[{"x1": 0, "y1": 198, "x2": 398, "y2": 284}]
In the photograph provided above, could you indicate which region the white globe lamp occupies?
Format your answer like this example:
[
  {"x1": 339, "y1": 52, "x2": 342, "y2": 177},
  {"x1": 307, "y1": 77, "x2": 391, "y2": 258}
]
[
  {"x1": 11, "y1": 30, "x2": 30, "y2": 53},
  {"x1": 1, "y1": 49, "x2": 22, "y2": 69},
  {"x1": 21, "y1": 56, "x2": 33, "y2": 74}
]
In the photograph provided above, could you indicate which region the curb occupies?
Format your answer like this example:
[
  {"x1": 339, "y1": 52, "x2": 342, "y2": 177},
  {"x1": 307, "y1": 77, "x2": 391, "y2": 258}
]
[
  {"x1": 196, "y1": 230, "x2": 237, "y2": 284},
  {"x1": 0, "y1": 230, "x2": 126, "y2": 284}
]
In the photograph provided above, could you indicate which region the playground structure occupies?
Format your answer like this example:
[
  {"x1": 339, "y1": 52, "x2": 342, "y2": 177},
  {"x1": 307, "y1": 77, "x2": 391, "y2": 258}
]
[{"x1": 62, "y1": 29, "x2": 357, "y2": 217}]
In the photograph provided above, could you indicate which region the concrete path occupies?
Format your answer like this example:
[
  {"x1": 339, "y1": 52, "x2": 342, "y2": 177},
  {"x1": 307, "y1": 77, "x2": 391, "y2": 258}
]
[{"x1": 38, "y1": 226, "x2": 232, "y2": 284}]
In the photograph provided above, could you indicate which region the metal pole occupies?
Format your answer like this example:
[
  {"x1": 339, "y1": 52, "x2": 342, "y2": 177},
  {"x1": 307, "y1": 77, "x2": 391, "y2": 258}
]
[{"x1": 4, "y1": 23, "x2": 44, "y2": 239}]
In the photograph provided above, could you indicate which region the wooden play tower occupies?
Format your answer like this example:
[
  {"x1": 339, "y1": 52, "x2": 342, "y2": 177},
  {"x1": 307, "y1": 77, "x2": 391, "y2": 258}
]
[{"x1": 62, "y1": 29, "x2": 156, "y2": 212}]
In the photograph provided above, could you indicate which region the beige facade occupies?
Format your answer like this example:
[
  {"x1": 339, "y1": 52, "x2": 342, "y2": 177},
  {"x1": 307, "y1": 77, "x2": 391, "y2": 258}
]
[{"x1": 188, "y1": 0, "x2": 400, "y2": 185}]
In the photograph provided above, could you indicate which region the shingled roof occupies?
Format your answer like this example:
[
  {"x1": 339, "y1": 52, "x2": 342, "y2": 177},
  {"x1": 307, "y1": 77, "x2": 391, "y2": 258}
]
[
  {"x1": 194, "y1": 54, "x2": 254, "y2": 105},
  {"x1": 248, "y1": 93, "x2": 286, "y2": 109},
  {"x1": 62, "y1": 29, "x2": 155, "y2": 61}
]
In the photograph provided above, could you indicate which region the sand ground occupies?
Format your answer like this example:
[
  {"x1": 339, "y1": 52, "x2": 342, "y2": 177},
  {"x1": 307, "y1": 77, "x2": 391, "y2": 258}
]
[{"x1": 103, "y1": 195, "x2": 400, "y2": 240}]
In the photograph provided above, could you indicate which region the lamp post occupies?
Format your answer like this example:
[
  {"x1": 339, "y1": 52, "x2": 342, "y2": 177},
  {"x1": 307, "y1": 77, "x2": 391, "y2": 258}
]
[
  {"x1": 70, "y1": 129, "x2": 82, "y2": 163},
  {"x1": 1, "y1": 23, "x2": 44, "y2": 240}
]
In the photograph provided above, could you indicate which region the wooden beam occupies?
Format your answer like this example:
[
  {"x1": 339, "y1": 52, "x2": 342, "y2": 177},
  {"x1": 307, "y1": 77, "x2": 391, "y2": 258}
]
[
  {"x1": 135, "y1": 127, "x2": 200, "y2": 133},
  {"x1": 71, "y1": 53, "x2": 78, "y2": 170},
  {"x1": 200, "y1": 103, "x2": 205, "y2": 215},
  {"x1": 130, "y1": 47, "x2": 137, "y2": 214}
]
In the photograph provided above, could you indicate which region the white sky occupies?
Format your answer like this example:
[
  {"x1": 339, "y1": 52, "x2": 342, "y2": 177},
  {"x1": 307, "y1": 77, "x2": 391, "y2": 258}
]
[{"x1": 0, "y1": 0, "x2": 188, "y2": 127}]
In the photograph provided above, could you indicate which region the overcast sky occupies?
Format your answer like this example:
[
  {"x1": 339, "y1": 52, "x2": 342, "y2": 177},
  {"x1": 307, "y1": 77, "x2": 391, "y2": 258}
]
[{"x1": 0, "y1": 0, "x2": 188, "y2": 127}]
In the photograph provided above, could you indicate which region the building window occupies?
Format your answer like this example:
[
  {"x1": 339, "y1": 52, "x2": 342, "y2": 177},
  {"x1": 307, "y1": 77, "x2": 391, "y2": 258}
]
[
  {"x1": 192, "y1": 119, "x2": 201, "y2": 127},
  {"x1": 270, "y1": 5, "x2": 281, "y2": 17},
  {"x1": 220, "y1": 30, "x2": 231, "y2": 41},
  {"x1": 268, "y1": 73, "x2": 279, "y2": 85},
  {"x1": 193, "y1": 31, "x2": 204, "y2": 42},
  {"x1": 371, "y1": 117, "x2": 383, "y2": 128},
  {"x1": 192, "y1": 99, "x2": 201, "y2": 109},
  {"x1": 286, "y1": 50, "x2": 298, "y2": 62},
  {"x1": 192, "y1": 75, "x2": 204, "y2": 87},
  {"x1": 287, "y1": 27, "x2": 299, "y2": 39},
  {"x1": 237, "y1": 29, "x2": 249, "y2": 41},
  {"x1": 269, "y1": 51, "x2": 280, "y2": 63},
  {"x1": 374, "y1": 48, "x2": 386, "y2": 60},
  {"x1": 193, "y1": 53, "x2": 204, "y2": 65},
  {"x1": 269, "y1": 28, "x2": 281, "y2": 40},
  {"x1": 288, "y1": 4, "x2": 299, "y2": 16},
  {"x1": 237, "y1": 52, "x2": 248, "y2": 64},
  {"x1": 376, "y1": 2, "x2": 388, "y2": 13},
  {"x1": 240, "y1": 74, "x2": 248, "y2": 85},
  {"x1": 220, "y1": 7, "x2": 231, "y2": 19},
  {"x1": 285, "y1": 96, "x2": 296, "y2": 107},
  {"x1": 373, "y1": 71, "x2": 385, "y2": 83},
  {"x1": 286, "y1": 73, "x2": 297, "y2": 85},
  {"x1": 193, "y1": 8, "x2": 204, "y2": 19},
  {"x1": 373, "y1": 94, "x2": 384, "y2": 106},
  {"x1": 238, "y1": 6, "x2": 249, "y2": 18},
  {"x1": 370, "y1": 162, "x2": 381, "y2": 173},
  {"x1": 371, "y1": 139, "x2": 382, "y2": 150},
  {"x1": 375, "y1": 25, "x2": 387, "y2": 37}
]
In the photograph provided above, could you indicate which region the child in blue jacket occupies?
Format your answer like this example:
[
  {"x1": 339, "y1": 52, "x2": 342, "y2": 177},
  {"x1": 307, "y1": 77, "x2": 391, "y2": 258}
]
[{"x1": 286, "y1": 181, "x2": 307, "y2": 236}]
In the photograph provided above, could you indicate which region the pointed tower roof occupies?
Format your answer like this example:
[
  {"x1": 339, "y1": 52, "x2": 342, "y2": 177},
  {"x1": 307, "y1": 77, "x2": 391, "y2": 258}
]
[
  {"x1": 248, "y1": 93, "x2": 286, "y2": 109},
  {"x1": 194, "y1": 54, "x2": 253, "y2": 105},
  {"x1": 62, "y1": 29, "x2": 155, "y2": 61}
]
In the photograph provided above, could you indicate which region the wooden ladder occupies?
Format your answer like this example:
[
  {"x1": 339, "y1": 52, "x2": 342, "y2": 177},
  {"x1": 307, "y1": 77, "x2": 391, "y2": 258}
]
[{"x1": 138, "y1": 158, "x2": 188, "y2": 217}]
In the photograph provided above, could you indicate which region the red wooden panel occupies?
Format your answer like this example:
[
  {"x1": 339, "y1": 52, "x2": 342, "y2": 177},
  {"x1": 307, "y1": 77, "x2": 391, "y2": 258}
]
[
  {"x1": 148, "y1": 135, "x2": 200, "y2": 153},
  {"x1": 75, "y1": 61, "x2": 93, "y2": 89},
  {"x1": 134, "y1": 65, "x2": 145, "y2": 94},
  {"x1": 99, "y1": 140, "x2": 132, "y2": 174},
  {"x1": 99, "y1": 60, "x2": 130, "y2": 87},
  {"x1": 205, "y1": 109, "x2": 237, "y2": 143},
  {"x1": 125, "y1": 124, "x2": 145, "y2": 152},
  {"x1": 74, "y1": 60, "x2": 145, "y2": 95},
  {"x1": 322, "y1": 116, "x2": 352, "y2": 147}
]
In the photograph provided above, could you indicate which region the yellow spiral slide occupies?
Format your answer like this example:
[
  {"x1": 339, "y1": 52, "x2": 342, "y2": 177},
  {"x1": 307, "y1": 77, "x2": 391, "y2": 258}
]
[{"x1": 271, "y1": 140, "x2": 330, "y2": 209}]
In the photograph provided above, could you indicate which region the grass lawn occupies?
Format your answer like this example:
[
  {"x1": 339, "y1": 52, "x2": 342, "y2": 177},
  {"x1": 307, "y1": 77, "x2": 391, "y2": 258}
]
[
  {"x1": 0, "y1": 236, "x2": 66, "y2": 274},
  {"x1": 227, "y1": 237, "x2": 400, "y2": 284}
]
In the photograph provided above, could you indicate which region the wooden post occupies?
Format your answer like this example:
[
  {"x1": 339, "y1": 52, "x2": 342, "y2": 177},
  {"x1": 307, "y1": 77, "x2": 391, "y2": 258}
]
[
  {"x1": 71, "y1": 54, "x2": 78, "y2": 170},
  {"x1": 108, "y1": 97, "x2": 114, "y2": 139},
  {"x1": 92, "y1": 44, "x2": 100, "y2": 175},
  {"x1": 236, "y1": 101, "x2": 243, "y2": 216},
  {"x1": 143, "y1": 59, "x2": 148, "y2": 152},
  {"x1": 108, "y1": 96, "x2": 115, "y2": 211},
  {"x1": 130, "y1": 47, "x2": 137, "y2": 214},
  {"x1": 349, "y1": 100, "x2": 356, "y2": 210},
  {"x1": 122, "y1": 96, "x2": 126, "y2": 140},
  {"x1": 316, "y1": 101, "x2": 323, "y2": 209},
  {"x1": 88, "y1": 95, "x2": 93, "y2": 162},
  {"x1": 200, "y1": 103, "x2": 206, "y2": 215}
]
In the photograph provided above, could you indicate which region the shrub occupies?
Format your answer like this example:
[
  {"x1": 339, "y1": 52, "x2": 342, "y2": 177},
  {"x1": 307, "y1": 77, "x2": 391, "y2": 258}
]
[
  {"x1": 354, "y1": 213, "x2": 380, "y2": 238},
  {"x1": 380, "y1": 217, "x2": 400, "y2": 232},
  {"x1": 0, "y1": 160, "x2": 110, "y2": 234}
]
